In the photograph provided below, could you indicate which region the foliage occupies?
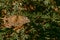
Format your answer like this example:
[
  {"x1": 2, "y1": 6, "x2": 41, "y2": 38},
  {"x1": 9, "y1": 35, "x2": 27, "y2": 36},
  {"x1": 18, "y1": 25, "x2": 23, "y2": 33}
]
[{"x1": 0, "y1": 0, "x2": 60, "y2": 40}]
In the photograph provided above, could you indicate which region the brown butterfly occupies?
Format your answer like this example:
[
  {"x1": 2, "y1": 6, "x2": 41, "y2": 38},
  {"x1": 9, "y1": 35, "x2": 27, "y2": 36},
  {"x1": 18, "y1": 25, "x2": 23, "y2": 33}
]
[{"x1": 2, "y1": 15, "x2": 30, "y2": 32}]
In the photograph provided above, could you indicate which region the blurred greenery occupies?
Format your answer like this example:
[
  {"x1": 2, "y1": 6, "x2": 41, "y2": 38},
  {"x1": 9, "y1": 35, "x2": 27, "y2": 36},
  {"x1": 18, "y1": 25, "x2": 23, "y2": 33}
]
[{"x1": 0, "y1": 0, "x2": 60, "y2": 40}]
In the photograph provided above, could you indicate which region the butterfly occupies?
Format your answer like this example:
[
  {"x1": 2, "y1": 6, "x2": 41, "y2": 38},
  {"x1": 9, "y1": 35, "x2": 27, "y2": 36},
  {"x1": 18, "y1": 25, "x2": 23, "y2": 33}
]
[{"x1": 2, "y1": 15, "x2": 30, "y2": 32}]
